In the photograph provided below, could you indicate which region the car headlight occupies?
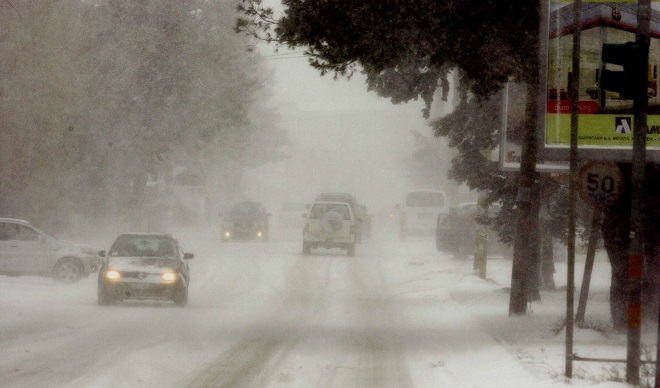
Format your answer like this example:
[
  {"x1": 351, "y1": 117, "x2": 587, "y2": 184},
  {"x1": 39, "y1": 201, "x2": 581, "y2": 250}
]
[
  {"x1": 161, "y1": 272, "x2": 177, "y2": 282},
  {"x1": 105, "y1": 270, "x2": 121, "y2": 280},
  {"x1": 224, "y1": 231, "x2": 232, "y2": 238}
]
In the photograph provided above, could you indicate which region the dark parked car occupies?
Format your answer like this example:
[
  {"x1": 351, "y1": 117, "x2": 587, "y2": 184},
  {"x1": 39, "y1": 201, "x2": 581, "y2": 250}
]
[
  {"x1": 221, "y1": 201, "x2": 270, "y2": 241},
  {"x1": 436, "y1": 202, "x2": 510, "y2": 260},
  {"x1": 97, "y1": 233, "x2": 193, "y2": 306}
]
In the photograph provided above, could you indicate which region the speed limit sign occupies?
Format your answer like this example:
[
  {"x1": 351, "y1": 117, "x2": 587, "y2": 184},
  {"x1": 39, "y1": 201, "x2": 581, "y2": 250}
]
[{"x1": 578, "y1": 161, "x2": 624, "y2": 208}]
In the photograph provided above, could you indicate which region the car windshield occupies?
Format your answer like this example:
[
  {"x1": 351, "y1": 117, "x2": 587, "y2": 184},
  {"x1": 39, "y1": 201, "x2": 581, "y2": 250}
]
[
  {"x1": 109, "y1": 236, "x2": 177, "y2": 258},
  {"x1": 406, "y1": 192, "x2": 445, "y2": 207},
  {"x1": 316, "y1": 194, "x2": 352, "y2": 203},
  {"x1": 228, "y1": 203, "x2": 262, "y2": 217}
]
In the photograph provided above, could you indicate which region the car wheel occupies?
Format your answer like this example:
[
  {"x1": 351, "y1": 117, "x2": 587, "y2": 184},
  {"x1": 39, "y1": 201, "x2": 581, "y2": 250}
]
[
  {"x1": 173, "y1": 283, "x2": 188, "y2": 306},
  {"x1": 54, "y1": 258, "x2": 83, "y2": 283},
  {"x1": 347, "y1": 244, "x2": 355, "y2": 257},
  {"x1": 98, "y1": 284, "x2": 114, "y2": 305},
  {"x1": 303, "y1": 242, "x2": 311, "y2": 255}
]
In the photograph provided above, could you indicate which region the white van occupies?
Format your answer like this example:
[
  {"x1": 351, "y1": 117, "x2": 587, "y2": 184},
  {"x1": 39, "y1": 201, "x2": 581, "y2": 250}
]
[{"x1": 399, "y1": 190, "x2": 448, "y2": 240}]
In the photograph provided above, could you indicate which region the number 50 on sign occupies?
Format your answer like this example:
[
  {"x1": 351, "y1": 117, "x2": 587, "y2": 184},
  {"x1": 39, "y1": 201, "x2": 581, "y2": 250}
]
[{"x1": 578, "y1": 161, "x2": 624, "y2": 208}]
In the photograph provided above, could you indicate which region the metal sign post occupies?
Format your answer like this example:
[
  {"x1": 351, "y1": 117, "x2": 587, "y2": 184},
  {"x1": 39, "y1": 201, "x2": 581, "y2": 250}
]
[{"x1": 565, "y1": 0, "x2": 581, "y2": 378}]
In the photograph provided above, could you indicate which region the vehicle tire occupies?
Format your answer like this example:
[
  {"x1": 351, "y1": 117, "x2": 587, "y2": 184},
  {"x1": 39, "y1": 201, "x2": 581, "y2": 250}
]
[
  {"x1": 587, "y1": 90, "x2": 598, "y2": 100},
  {"x1": 347, "y1": 244, "x2": 355, "y2": 257},
  {"x1": 173, "y1": 283, "x2": 188, "y2": 306},
  {"x1": 97, "y1": 284, "x2": 114, "y2": 305},
  {"x1": 303, "y1": 243, "x2": 311, "y2": 255},
  {"x1": 435, "y1": 215, "x2": 442, "y2": 251},
  {"x1": 54, "y1": 258, "x2": 83, "y2": 283}
]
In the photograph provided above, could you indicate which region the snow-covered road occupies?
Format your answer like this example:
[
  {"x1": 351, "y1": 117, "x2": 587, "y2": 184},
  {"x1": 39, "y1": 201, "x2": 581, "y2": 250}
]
[{"x1": 0, "y1": 227, "x2": 564, "y2": 387}]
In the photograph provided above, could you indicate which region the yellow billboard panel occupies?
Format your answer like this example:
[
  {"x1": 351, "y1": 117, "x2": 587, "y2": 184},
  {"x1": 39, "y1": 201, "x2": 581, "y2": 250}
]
[{"x1": 542, "y1": 1, "x2": 660, "y2": 161}]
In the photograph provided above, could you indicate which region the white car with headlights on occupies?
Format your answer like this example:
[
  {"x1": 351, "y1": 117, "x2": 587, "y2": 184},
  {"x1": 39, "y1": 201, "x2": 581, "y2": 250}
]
[
  {"x1": 97, "y1": 233, "x2": 193, "y2": 306},
  {"x1": 303, "y1": 201, "x2": 356, "y2": 256}
]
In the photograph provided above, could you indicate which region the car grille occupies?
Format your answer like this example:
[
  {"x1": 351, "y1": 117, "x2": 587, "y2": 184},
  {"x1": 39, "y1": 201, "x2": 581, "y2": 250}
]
[{"x1": 121, "y1": 271, "x2": 149, "y2": 280}]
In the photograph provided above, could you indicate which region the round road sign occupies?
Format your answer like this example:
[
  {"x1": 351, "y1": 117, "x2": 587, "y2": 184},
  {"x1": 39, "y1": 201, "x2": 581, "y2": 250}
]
[{"x1": 578, "y1": 161, "x2": 624, "y2": 208}]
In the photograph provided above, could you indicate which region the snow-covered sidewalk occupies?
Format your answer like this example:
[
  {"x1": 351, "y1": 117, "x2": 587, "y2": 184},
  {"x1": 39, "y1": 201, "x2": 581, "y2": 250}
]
[{"x1": 448, "y1": 252, "x2": 657, "y2": 387}]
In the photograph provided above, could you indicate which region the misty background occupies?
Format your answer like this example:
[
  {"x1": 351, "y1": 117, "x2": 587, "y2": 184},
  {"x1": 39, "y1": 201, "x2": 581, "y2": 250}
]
[{"x1": 0, "y1": 1, "x2": 459, "y2": 237}]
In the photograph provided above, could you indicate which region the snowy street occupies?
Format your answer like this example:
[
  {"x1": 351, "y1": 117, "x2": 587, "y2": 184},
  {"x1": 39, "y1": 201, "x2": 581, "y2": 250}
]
[{"x1": 0, "y1": 226, "x2": 646, "y2": 387}]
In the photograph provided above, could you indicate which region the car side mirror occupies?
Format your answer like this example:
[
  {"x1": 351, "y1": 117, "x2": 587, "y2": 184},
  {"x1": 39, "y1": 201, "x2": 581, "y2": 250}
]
[
  {"x1": 98, "y1": 250, "x2": 106, "y2": 257},
  {"x1": 184, "y1": 253, "x2": 194, "y2": 260}
]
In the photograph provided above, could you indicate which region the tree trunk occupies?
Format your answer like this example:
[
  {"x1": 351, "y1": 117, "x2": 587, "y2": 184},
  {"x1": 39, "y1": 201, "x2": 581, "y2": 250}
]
[{"x1": 509, "y1": 81, "x2": 540, "y2": 316}]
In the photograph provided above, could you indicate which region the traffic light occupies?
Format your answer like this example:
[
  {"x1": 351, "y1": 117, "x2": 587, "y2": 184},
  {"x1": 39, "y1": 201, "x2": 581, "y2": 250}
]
[{"x1": 600, "y1": 42, "x2": 641, "y2": 100}]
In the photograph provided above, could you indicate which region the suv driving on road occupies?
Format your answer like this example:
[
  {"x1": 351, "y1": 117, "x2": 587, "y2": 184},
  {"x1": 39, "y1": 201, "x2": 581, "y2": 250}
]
[
  {"x1": 0, "y1": 218, "x2": 101, "y2": 283},
  {"x1": 303, "y1": 201, "x2": 357, "y2": 256},
  {"x1": 314, "y1": 193, "x2": 363, "y2": 242}
]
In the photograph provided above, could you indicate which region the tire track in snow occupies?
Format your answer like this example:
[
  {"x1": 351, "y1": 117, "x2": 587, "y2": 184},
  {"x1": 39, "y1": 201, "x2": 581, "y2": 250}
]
[
  {"x1": 181, "y1": 254, "x2": 334, "y2": 387},
  {"x1": 315, "y1": 242, "x2": 414, "y2": 388}
]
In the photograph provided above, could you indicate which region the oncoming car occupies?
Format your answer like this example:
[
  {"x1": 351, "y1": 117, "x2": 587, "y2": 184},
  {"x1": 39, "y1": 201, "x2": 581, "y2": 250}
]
[
  {"x1": 97, "y1": 233, "x2": 193, "y2": 306},
  {"x1": 303, "y1": 201, "x2": 356, "y2": 256},
  {"x1": 220, "y1": 201, "x2": 270, "y2": 241},
  {"x1": 0, "y1": 218, "x2": 100, "y2": 283}
]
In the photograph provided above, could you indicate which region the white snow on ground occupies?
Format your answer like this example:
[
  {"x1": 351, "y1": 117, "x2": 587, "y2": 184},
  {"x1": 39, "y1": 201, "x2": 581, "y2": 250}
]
[{"x1": 0, "y1": 223, "x2": 654, "y2": 387}]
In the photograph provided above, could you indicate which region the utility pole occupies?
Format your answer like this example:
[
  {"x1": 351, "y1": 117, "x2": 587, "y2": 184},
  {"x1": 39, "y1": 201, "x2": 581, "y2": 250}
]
[{"x1": 627, "y1": 0, "x2": 650, "y2": 384}]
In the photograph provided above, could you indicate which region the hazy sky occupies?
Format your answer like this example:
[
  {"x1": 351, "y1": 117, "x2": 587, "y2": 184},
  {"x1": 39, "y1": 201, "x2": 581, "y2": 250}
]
[{"x1": 244, "y1": 44, "x2": 437, "y2": 214}]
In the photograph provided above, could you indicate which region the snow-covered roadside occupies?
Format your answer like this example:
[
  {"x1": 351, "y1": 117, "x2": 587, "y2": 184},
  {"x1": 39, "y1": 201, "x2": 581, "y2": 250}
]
[{"x1": 447, "y1": 251, "x2": 657, "y2": 387}]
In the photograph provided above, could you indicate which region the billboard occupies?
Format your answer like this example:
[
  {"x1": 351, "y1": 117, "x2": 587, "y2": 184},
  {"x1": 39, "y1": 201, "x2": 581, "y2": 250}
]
[
  {"x1": 541, "y1": 0, "x2": 660, "y2": 162},
  {"x1": 502, "y1": 82, "x2": 569, "y2": 172}
]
